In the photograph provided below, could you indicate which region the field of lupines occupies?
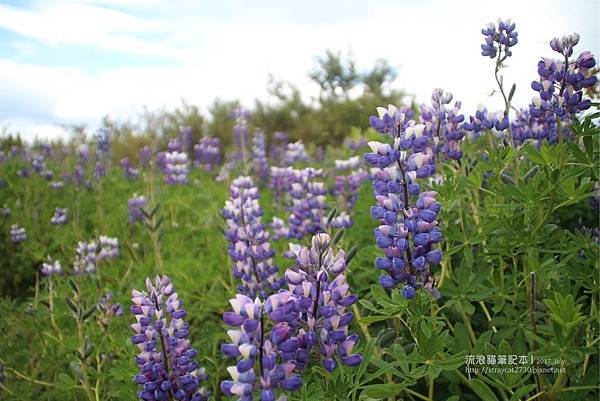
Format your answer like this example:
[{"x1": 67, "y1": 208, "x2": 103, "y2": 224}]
[{"x1": 0, "y1": 19, "x2": 599, "y2": 401}]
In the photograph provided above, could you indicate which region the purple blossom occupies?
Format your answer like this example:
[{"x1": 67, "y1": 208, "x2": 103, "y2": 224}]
[
  {"x1": 98, "y1": 236, "x2": 119, "y2": 260},
  {"x1": 131, "y1": 275, "x2": 210, "y2": 401},
  {"x1": 331, "y1": 156, "x2": 368, "y2": 226},
  {"x1": 284, "y1": 141, "x2": 309, "y2": 166},
  {"x1": 194, "y1": 137, "x2": 221, "y2": 171},
  {"x1": 462, "y1": 106, "x2": 509, "y2": 137},
  {"x1": 480, "y1": 19, "x2": 518, "y2": 59},
  {"x1": 221, "y1": 294, "x2": 302, "y2": 400},
  {"x1": 120, "y1": 158, "x2": 140, "y2": 180},
  {"x1": 280, "y1": 233, "x2": 363, "y2": 372},
  {"x1": 530, "y1": 41, "x2": 597, "y2": 119},
  {"x1": 223, "y1": 176, "x2": 283, "y2": 298},
  {"x1": 128, "y1": 195, "x2": 147, "y2": 224},
  {"x1": 97, "y1": 291, "x2": 123, "y2": 329},
  {"x1": 11, "y1": 224, "x2": 26, "y2": 243},
  {"x1": 287, "y1": 168, "x2": 328, "y2": 239},
  {"x1": 179, "y1": 126, "x2": 193, "y2": 154},
  {"x1": 73, "y1": 241, "x2": 98, "y2": 274},
  {"x1": 139, "y1": 146, "x2": 152, "y2": 168},
  {"x1": 365, "y1": 105, "x2": 442, "y2": 299},
  {"x1": 41, "y1": 259, "x2": 62, "y2": 276},
  {"x1": 252, "y1": 130, "x2": 270, "y2": 181},
  {"x1": 269, "y1": 166, "x2": 296, "y2": 205},
  {"x1": 420, "y1": 88, "x2": 466, "y2": 160},
  {"x1": 163, "y1": 152, "x2": 190, "y2": 185},
  {"x1": 50, "y1": 207, "x2": 68, "y2": 225}
]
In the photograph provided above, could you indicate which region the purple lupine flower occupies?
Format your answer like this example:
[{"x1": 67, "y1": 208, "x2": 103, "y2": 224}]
[
  {"x1": 11, "y1": 224, "x2": 26, "y2": 243},
  {"x1": 269, "y1": 166, "x2": 296, "y2": 206},
  {"x1": 331, "y1": 156, "x2": 368, "y2": 227},
  {"x1": 270, "y1": 217, "x2": 290, "y2": 240},
  {"x1": 270, "y1": 131, "x2": 289, "y2": 166},
  {"x1": 510, "y1": 108, "x2": 563, "y2": 146},
  {"x1": 96, "y1": 128, "x2": 111, "y2": 160},
  {"x1": 420, "y1": 88, "x2": 466, "y2": 160},
  {"x1": 221, "y1": 294, "x2": 302, "y2": 400},
  {"x1": 287, "y1": 168, "x2": 329, "y2": 239},
  {"x1": 282, "y1": 233, "x2": 362, "y2": 372},
  {"x1": 98, "y1": 236, "x2": 119, "y2": 260},
  {"x1": 139, "y1": 145, "x2": 152, "y2": 168},
  {"x1": 73, "y1": 164, "x2": 85, "y2": 186},
  {"x1": 168, "y1": 138, "x2": 182, "y2": 152},
  {"x1": 77, "y1": 144, "x2": 90, "y2": 163},
  {"x1": 194, "y1": 137, "x2": 222, "y2": 171},
  {"x1": 163, "y1": 151, "x2": 190, "y2": 185},
  {"x1": 463, "y1": 106, "x2": 510, "y2": 138},
  {"x1": 252, "y1": 130, "x2": 270, "y2": 181},
  {"x1": 73, "y1": 241, "x2": 98, "y2": 274},
  {"x1": 284, "y1": 141, "x2": 309, "y2": 166},
  {"x1": 365, "y1": 105, "x2": 442, "y2": 299},
  {"x1": 223, "y1": 176, "x2": 283, "y2": 298},
  {"x1": 343, "y1": 137, "x2": 368, "y2": 151},
  {"x1": 95, "y1": 161, "x2": 106, "y2": 180},
  {"x1": 128, "y1": 195, "x2": 146, "y2": 224},
  {"x1": 41, "y1": 258, "x2": 62, "y2": 276},
  {"x1": 31, "y1": 153, "x2": 45, "y2": 173},
  {"x1": 480, "y1": 19, "x2": 518, "y2": 59},
  {"x1": 97, "y1": 292, "x2": 123, "y2": 329},
  {"x1": 179, "y1": 126, "x2": 193, "y2": 154},
  {"x1": 131, "y1": 275, "x2": 210, "y2": 401},
  {"x1": 50, "y1": 207, "x2": 68, "y2": 225},
  {"x1": 530, "y1": 38, "x2": 597, "y2": 119},
  {"x1": 120, "y1": 158, "x2": 140, "y2": 180}
]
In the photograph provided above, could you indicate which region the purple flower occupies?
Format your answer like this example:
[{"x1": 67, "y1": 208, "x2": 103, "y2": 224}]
[
  {"x1": 365, "y1": 105, "x2": 443, "y2": 299},
  {"x1": 529, "y1": 43, "x2": 597, "y2": 119},
  {"x1": 420, "y1": 88, "x2": 466, "y2": 160},
  {"x1": 194, "y1": 137, "x2": 222, "y2": 171},
  {"x1": 163, "y1": 151, "x2": 190, "y2": 185},
  {"x1": 73, "y1": 241, "x2": 97, "y2": 274},
  {"x1": 120, "y1": 158, "x2": 140, "y2": 180},
  {"x1": 11, "y1": 224, "x2": 26, "y2": 243},
  {"x1": 97, "y1": 291, "x2": 123, "y2": 328},
  {"x1": 252, "y1": 130, "x2": 270, "y2": 181},
  {"x1": 50, "y1": 207, "x2": 68, "y2": 225},
  {"x1": 41, "y1": 258, "x2": 62, "y2": 276},
  {"x1": 128, "y1": 195, "x2": 146, "y2": 224},
  {"x1": 139, "y1": 146, "x2": 152, "y2": 168},
  {"x1": 131, "y1": 275, "x2": 210, "y2": 401},
  {"x1": 221, "y1": 294, "x2": 302, "y2": 400},
  {"x1": 223, "y1": 177, "x2": 283, "y2": 298},
  {"x1": 480, "y1": 19, "x2": 518, "y2": 59},
  {"x1": 279, "y1": 233, "x2": 363, "y2": 372},
  {"x1": 331, "y1": 156, "x2": 369, "y2": 226},
  {"x1": 284, "y1": 141, "x2": 309, "y2": 166},
  {"x1": 98, "y1": 236, "x2": 119, "y2": 260},
  {"x1": 287, "y1": 168, "x2": 329, "y2": 239}
]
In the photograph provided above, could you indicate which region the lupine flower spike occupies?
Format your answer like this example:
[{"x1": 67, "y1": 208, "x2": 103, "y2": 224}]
[
  {"x1": 366, "y1": 105, "x2": 443, "y2": 299},
  {"x1": 131, "y1": 275, "x2": 210, "y2": 401}
]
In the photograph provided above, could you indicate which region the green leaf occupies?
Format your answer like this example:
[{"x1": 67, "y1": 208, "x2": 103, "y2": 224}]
[
  {"x1": 509, "y1": 384, "x2": 537, "y2": 401},
  {"x1": 470, "y1": 378, "x2": 499, "y2": 401},
  {"x1": 360, "y1": 383, "x2": 406, "y2": 399},
  {"x1": 508, "y1": 83, "x2": 516, "y2": 101}
]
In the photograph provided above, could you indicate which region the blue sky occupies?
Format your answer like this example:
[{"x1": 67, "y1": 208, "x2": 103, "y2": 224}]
[{"x1": 0, "y1": 0, "x2": 598, "y2": 141}]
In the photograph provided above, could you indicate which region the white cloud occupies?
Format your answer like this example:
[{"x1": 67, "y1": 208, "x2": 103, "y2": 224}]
[{"x1": 0, "y1": 0, "x2": 598, "y2": 141}]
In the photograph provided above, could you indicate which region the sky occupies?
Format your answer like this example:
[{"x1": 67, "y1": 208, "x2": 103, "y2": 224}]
[{"x1": 0, "y1": 0, "x2": 598, "y2": 142}]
